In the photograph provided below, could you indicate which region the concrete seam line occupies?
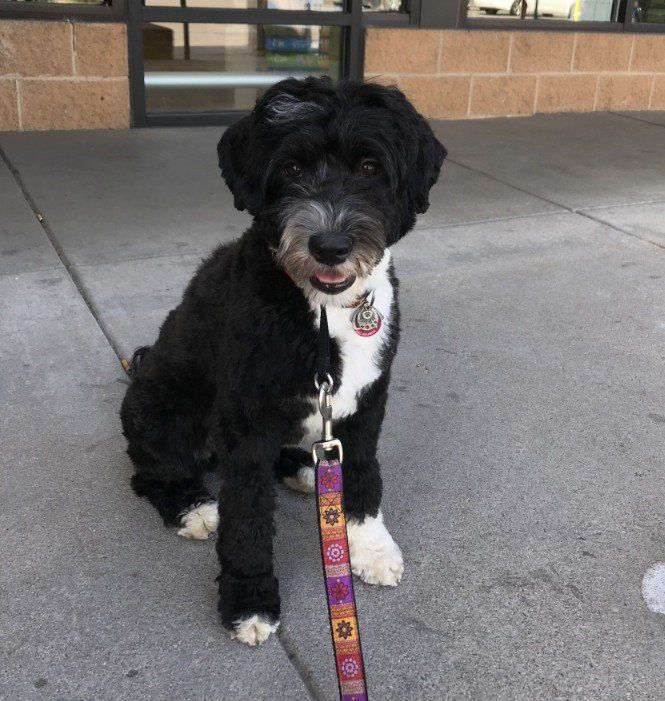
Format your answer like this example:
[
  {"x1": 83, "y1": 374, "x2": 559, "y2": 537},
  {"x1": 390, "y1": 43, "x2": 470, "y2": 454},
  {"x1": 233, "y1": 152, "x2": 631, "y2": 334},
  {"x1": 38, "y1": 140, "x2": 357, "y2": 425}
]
[
  {"x1": 414, "y1": 209, "x2": 568, "y2": 233},
  {"x1": 74, "y1": 248, "x2": 208, "y2": 268},
  {"x1": 580, "y1": 196, "x2": 665, "y2": 212},
  {"x1": 447, "y1": 156, "x2": 665, "y2": 253},
  {"x1": 607, "y1": 110, "x2": 665, "y2": 129},
  {"x1": 575, "y1": 209, "x2": 665, "y2": 252},
  {"x1": 276, "y1": 626, "x2": 327, "y2": 701},
  {"x1": 0, "y1": 145, "x2": 126, "y2": 365},
  {"x1": 447, "y1": 157, "x2": 565, "y2": 210}
]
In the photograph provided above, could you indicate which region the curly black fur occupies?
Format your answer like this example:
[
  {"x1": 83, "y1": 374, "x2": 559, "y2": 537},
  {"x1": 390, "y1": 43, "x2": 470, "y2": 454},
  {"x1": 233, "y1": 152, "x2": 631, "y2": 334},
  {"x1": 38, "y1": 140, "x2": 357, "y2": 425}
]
[{"x1": 120, "y1": 77, "x2": 445, "y2": 635}]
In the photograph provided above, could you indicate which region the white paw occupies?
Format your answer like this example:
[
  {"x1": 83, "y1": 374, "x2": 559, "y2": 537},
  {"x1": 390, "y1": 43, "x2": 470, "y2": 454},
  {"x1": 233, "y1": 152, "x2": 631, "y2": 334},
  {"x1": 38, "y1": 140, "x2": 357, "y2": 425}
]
[
  {"x1": 282, "y1": 466, "x2": 315, "y2": 494},
  {"x1": 231, "y1": 615, "x2": 280, "y2": 646},
  {"x1": 177, "y1": 501, "x2": 219, "y2": 540},
  {"x1": 347, "y1": 512, "x2": 404, "y2": 587}
]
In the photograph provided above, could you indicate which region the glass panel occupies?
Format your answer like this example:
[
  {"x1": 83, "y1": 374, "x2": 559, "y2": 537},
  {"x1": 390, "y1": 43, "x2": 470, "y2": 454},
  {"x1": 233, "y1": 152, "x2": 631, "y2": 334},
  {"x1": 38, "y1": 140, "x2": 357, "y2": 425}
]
[
  {"x1": 144, "y1": 0, "x2": 343, "y2": 11},
  {"x1": 3, "y1": 0, "x2": 107, "y2": 4},
  {"x1": 631, "y1": 0, "x2": 665, "y2": 21},
  {"x1": 467, "y1": 0, "x2": 621, "y2": 20},
  {"x1": 143, "y1": 0, "x2": 409, "y2": 10},
  {"x1": 143, "y1": 22, "x2": 345, "y2": 114},
  {"x1": 362, "y1": 0, "x2": 407, "y2": 10}
]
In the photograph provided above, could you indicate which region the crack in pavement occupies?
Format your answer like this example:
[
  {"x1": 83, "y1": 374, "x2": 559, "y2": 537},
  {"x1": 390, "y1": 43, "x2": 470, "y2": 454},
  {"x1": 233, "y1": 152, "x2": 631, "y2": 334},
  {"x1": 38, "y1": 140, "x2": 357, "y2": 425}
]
[{"x1": 0, "y1": 145, "x2": 127, "y2": 364}]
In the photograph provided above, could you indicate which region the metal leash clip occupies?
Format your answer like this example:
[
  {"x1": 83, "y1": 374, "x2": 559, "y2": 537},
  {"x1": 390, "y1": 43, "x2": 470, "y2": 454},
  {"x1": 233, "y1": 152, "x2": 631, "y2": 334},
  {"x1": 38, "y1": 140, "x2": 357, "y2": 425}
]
[{"x1": 312, "y1": 373, "x2": 344, "y2": 464}]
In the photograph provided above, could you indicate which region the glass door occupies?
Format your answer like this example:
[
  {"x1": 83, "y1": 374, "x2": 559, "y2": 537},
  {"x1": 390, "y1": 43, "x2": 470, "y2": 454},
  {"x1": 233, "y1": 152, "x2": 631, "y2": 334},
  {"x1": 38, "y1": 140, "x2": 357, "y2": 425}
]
[{"x1": 128, "y1": 0, "x2": 363, "y2": 126}]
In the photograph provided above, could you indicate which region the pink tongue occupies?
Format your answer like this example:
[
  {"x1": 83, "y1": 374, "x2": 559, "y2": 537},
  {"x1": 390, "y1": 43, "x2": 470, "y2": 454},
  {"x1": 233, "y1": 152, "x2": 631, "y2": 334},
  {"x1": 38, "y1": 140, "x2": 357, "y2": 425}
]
[{"x1": 316, "y1": 270, "x2": 348, "y2": 284}]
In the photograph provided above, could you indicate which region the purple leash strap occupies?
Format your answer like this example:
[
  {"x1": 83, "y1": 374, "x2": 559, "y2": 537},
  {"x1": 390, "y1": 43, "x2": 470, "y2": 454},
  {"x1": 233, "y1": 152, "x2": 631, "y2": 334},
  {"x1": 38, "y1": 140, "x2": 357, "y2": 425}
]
[{"x1": 313, "y1": 306, "x2": 369, "y2": 701}]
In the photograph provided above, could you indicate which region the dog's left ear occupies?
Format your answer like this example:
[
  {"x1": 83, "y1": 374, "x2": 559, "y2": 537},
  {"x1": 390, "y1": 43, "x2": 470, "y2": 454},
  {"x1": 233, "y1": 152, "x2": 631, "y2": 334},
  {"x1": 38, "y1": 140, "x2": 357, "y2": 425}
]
[
  {"x1": 407, "y1": 118, "x2": 447, "y2": 216},
  {"x1": 217, "y1": 115, "x2": 261, "y2": 214}
]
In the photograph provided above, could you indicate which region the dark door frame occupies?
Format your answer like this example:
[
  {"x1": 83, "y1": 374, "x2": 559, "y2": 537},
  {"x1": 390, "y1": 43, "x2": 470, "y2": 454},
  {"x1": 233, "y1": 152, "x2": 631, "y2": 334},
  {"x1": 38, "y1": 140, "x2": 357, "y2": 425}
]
[{"x1": 128, "y1": 0, "x2": 366, "y2": 127}]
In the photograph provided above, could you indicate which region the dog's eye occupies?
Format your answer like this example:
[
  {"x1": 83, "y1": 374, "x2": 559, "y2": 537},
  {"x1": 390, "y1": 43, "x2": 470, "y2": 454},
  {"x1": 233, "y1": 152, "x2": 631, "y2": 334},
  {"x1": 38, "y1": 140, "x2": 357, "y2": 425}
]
[
  {"x1": 360, "y1": 161, "x2": 380, "y2": 178},
  {"x1": 284, "y1": 163, "x2": 302, "y2": 178}
]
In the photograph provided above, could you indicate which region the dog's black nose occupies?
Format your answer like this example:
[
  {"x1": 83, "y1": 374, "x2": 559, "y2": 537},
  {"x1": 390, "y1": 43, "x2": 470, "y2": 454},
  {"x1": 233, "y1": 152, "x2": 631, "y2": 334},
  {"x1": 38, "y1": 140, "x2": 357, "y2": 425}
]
[{"x1": 308, "y1": 234, "x2": 352, "y2": 265}]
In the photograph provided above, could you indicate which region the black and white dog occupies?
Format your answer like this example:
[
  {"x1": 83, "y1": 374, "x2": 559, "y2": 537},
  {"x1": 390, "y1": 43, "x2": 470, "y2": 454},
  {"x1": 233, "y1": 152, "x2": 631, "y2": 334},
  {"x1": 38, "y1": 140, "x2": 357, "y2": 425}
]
[{"x1": 120, "y1": 77, "x2": 445, "y2": 646}]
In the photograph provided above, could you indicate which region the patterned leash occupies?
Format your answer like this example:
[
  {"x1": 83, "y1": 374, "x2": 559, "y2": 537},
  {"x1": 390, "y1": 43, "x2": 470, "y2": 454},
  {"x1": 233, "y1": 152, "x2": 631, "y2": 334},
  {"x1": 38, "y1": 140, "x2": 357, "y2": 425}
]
[{"x1": 312, "y1": 307, "x2": 368, "y2": 701}]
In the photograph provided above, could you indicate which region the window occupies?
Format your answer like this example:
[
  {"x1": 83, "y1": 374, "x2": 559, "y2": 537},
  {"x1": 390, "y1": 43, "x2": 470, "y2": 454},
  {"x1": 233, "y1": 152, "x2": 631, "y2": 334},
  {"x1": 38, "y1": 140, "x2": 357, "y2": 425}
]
[
  {"x1": 143, "y1": 21, "x2": 345, "y2": 114},
  {"x1": 144, "y1": 0, "x2": 343, "y2": 10},
  {"x1": 129, "y1": 0, "x2": 364, "y2": 125},
  {"x1": 0, "y1": 0, "x2": 124, "y2": 19},
  {"x1": 631, "y1": 0, "x2": 665, "y2": 21},
  {"x1": 466, "y1": 0, "x2": 622, "y2": 21},
  {"x1": 362, "y1": 0, "x2": 406, "y2": 10},
  {"x1": 1, "y1": 0, "x2": 108, "y2": 3}
]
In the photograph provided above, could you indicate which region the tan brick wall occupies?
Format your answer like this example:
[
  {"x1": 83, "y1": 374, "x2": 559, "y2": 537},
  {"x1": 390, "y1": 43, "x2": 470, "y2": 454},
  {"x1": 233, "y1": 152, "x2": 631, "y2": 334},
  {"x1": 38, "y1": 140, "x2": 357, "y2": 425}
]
[
  {"x1": 0, "y1": 19, "x2": 129, "y2": 131},
  {"x1": 365, "y1": 28, "x2": 665, "y2": 119}
]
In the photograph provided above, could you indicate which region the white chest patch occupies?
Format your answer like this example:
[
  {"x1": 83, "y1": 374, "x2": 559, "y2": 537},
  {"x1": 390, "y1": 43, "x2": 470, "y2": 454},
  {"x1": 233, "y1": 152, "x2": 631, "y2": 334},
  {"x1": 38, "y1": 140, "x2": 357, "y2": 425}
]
[{"x1": 298, "y1": 251, "x2": 393, "y2": 449}]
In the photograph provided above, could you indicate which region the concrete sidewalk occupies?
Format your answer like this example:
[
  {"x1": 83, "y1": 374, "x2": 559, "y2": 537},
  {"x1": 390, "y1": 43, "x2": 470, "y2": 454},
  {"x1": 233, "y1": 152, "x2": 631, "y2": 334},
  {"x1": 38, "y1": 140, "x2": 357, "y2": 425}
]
[{"x1": 1, "y1": 111, "x2": 665, "y2": 700}]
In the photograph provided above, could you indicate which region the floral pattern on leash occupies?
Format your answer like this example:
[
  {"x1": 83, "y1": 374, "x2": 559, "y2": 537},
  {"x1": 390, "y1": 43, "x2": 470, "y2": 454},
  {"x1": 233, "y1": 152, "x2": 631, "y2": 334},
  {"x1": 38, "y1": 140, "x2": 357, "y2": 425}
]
[{"x1": 316, "y1": 459, "x2": 368, "y2": 701}]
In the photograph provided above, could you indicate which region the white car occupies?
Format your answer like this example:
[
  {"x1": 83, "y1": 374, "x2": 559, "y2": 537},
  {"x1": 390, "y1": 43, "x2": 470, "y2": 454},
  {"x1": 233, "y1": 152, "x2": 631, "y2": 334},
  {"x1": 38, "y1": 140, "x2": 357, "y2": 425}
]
[{"x1": 469, "y1": 0, "x2": 576, "y2": 18}]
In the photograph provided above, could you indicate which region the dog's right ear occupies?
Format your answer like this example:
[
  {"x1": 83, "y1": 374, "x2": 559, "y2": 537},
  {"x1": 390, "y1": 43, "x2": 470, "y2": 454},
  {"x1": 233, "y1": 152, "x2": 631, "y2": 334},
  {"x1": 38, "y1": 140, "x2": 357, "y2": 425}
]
[{"x1": 217, "y1": 115, "x2": 260, "y2": 214}]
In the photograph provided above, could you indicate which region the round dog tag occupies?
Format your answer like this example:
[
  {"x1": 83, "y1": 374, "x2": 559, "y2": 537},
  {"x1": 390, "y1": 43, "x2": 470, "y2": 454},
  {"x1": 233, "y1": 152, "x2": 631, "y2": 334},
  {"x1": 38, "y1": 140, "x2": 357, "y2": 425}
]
[{"x1": 352, "y1": 302, "x2": 382, "y2": 337}]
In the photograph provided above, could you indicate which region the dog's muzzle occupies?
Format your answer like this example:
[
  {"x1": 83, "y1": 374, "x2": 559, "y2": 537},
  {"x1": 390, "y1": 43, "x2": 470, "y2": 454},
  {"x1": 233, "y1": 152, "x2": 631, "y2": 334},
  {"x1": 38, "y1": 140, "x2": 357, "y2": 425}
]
[
  {"x1": 308, "y1": 233, "x2": 356, "y2": 293},
  {"x1": 276, "y1": 197, "x2": 385, "y2": 297}
]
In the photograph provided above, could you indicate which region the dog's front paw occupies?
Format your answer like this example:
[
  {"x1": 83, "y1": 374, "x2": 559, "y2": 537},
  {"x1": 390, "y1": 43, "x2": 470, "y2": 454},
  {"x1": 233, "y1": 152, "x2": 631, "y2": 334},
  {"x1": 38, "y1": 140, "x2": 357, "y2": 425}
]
[
  {"x1": 218, "y1": 572, "x2": 281, "y2": 646},
  {"x1": 230, "y1": 614, "x2": 280, "y2": 646},
  {"x1": 347, "y1": 512, "x2": 404, "y2": 587},
  {"x1": 177, "y1": 501, "x2": 219, "y2": 540}
]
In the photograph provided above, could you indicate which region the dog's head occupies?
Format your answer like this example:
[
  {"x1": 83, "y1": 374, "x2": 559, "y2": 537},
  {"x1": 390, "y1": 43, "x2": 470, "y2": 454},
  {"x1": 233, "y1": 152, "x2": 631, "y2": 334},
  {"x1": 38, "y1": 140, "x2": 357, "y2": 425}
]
[{"x1": 218, "y1": 77, "x2": 446, "y2": 305}]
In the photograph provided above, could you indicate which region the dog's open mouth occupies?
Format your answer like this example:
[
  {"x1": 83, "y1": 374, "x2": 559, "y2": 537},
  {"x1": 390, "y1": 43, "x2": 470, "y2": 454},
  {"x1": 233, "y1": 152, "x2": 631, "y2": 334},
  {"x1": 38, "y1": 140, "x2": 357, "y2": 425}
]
[{"x1": 310, "y1": 270, "x2": 356, "y2": 294}]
